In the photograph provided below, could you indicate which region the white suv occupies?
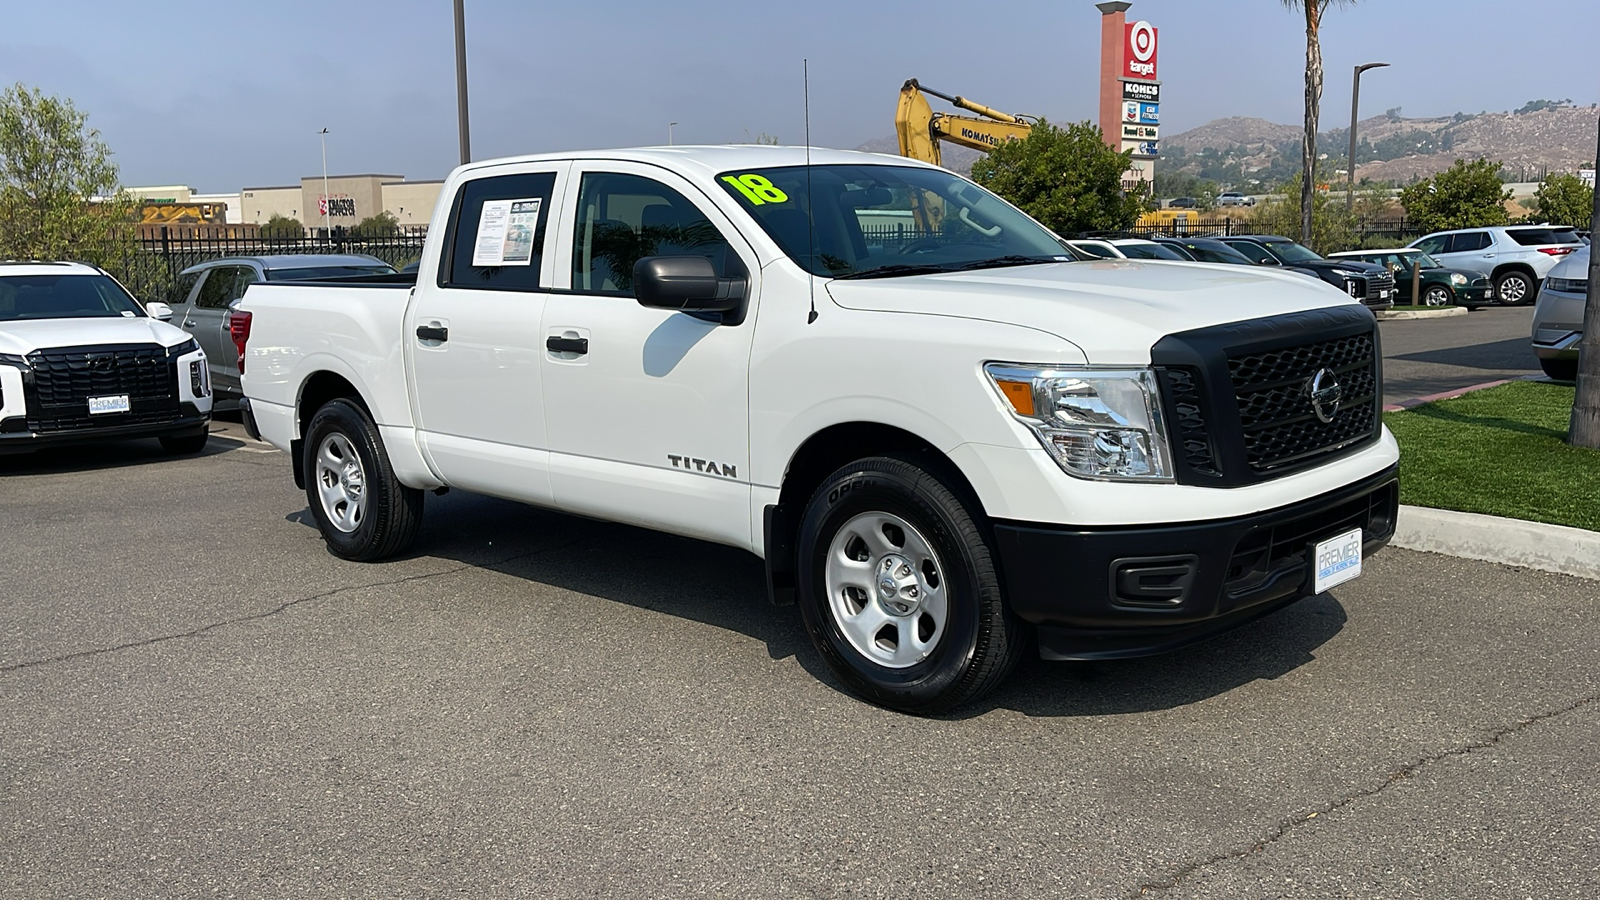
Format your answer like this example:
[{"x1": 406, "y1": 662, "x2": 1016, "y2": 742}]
[
  {"x1": 0, "y1": 262, "x2": 212, "y2": 454},
  {"x1": 1408, "y1": 225, "x2": 1583, "y2": 305}
]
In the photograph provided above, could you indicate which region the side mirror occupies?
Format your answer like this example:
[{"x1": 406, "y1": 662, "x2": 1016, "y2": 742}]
[
  {"x1": 145, "y1": 301, "x2": 173, "y2": 321},
  {"x1": 633, "y1": 256, "x2": 746, "y2": 322},
  {"x1": 1257, "y1": 258, "x2": 1279, "y2": 266}
]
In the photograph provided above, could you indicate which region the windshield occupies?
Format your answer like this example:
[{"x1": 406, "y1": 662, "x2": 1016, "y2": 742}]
[
  {"x1": 0, "y1": 273, "x2": 146, "y2": 322},
  {"x1": 1268, "y1": 241, "x2": 1324, "y2": 263},
  {"x1": 717, "y1": 164, "x2": 1075, "y2": 278},
  {"x1": 265, "y1": 264, "x2": 396, "y2": 280},
  {"x1": 1182, "y1": 241, "x2": 1255, "y2": 265},
  {"x1": 1117, "y1": 242, "x2": 1188, "y2": 260}
]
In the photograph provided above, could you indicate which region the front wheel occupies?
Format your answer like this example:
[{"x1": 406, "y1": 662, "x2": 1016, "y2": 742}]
[
  {"x1": 1421, "y1": 285, "x2": 1453, "y2": 307},
  {"x1": 1495, "y1": 271, "x2": 1534, "y2": 305},
  {"x1": 303, "y1": 398, "x2": 423, "y2": 561},
  {"x1": 795, "y1": 454, "x2": 1026, "y2": 715}
]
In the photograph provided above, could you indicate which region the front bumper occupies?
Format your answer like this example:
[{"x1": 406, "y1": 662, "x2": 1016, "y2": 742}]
[
  {"x1": 0, "y1": 403, "x2": 209, "y2": 454},
  {"x1": 992, "y1": 464, "x2": 1399, "y2": 660}
]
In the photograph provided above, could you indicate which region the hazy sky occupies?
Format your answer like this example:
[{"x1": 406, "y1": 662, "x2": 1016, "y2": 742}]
[{"x1": 3, "y1": 0, "x2": 1595, "y2": 192}]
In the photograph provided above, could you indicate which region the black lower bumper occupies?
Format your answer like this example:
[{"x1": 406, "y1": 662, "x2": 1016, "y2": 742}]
[
  {"x1": 992, "y1": 465, "x2": 1399, "y2": 661},
  {"x1": 0, "y1": 404, "x2": 208, "y2": 454}
]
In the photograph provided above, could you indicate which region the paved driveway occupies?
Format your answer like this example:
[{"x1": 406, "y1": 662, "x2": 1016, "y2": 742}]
[
  {"x1": 1380, "y1": 306, "x2": 1540, "y2": 405},
  {"x1": 3, "y1": 421, "x2": 1598, "y2": 898}
]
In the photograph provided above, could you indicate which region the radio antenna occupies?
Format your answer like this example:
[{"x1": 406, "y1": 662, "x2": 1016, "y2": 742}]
[{"x1": 804, "y1": 58, "x2": 817, "y2": 324}]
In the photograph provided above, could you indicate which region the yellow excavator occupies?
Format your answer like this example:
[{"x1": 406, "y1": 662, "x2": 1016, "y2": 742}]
[{"x1": 894, "y1": 79, "x2": 1035, "y2": 168}]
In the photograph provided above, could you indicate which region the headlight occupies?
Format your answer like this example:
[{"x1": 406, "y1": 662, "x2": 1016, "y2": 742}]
[
  {"x1": 985, "y1": 364, "x2": 1172, "y2": 481},
  {"x1": 1449, "y1": 273, "x2": 1468, "y2": 286}
]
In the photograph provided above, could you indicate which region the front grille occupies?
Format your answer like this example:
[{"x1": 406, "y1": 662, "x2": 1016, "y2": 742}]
[
  {"x1": 1229, "y1": 333, "x2": 1378, "y2": 472},
  {"x1": 1224, "y1": 479, "x2": 1397, "y2": 600},
  {"x1": 1151, "y1": 306, "x2": 1382, "y2": 487},
  {"x1": 23, "y1": 343, "x2": 180, "y2": 432},
  {"x1": 1364, "y1": 271, "x2": 1394, "y2": 302}
]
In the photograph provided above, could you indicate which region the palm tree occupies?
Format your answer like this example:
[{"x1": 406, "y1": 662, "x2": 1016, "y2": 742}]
[{"x1": 1281, "y1": 0, "x2": 1354, "y2": 244}]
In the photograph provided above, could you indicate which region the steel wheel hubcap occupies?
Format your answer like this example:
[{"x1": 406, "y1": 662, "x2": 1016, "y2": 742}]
[
  {"x1": 315, "y1": 433, "x2": 367, "y2": 533},
  {"x1": 825, "y1": 511, "x2": 947, "y2": 669}
]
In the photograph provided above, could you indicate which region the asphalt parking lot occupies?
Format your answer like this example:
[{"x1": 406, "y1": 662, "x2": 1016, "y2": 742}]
[
  {"x1": 3, "y1": 419, "x2": 1598, "y2": 898},
  {"x1": 1380, "y1": 305, "x2": 1541, "y2": 405}
]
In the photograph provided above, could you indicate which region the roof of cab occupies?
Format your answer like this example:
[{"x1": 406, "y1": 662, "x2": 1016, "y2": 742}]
[
  {"x1": 0, "y1": 261, "x2": 103, "y2": 276},
  {"x1": 451, "y1": 145, "x2": 933, "y2": 181},
  {"x1": 178, "y1": 254, "x2": 391, "y2": 274}
]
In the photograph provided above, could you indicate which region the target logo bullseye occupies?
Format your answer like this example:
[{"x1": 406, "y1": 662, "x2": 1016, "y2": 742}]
[{"x1": 1124, "y1": 20, "x2": 1159, "y2": 79}]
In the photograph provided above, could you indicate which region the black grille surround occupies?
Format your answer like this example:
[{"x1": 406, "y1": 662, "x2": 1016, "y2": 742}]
[
  {"x1": 1151, "y1": 306, "x2": 1382, "y2": 488},
  {"x1": 21, "y1": 343, "x2": 184, "y2": 434}
]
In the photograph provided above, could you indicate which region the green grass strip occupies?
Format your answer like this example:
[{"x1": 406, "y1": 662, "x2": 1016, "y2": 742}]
[{"x1": 1384, "y1": 381, "x2": 1600, "y2": 532}]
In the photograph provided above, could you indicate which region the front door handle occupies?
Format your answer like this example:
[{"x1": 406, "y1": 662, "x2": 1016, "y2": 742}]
[
  {"x1": 416, "y1": 324, "x2": 449, "y2": 342},
  {"x1": 546, "y1": 336, "x2": 589, "y2": 355}
]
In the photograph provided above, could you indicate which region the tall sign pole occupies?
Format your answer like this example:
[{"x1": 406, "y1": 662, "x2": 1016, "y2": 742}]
[
  {"x1": 454, "y1": 0, "x2": 471, "y2": 165},
  {"x1": 1097, "y1": 2, "x2": 1159, "y2": 198}
]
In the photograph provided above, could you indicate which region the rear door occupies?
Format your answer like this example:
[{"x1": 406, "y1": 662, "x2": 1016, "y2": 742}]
[
  {"x1": 1433, "y1": 231, "x2": 1493, "y2": 276},
  {"x1": 538, "y1": 161, "x2": 759, "y2": 548},
  {"x1": 406, "y1": 162, "x2": 569, "y2": 505}
]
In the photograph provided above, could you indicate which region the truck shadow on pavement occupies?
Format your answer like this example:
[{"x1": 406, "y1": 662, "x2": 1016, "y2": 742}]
[
  {"x1": 0, "y1": 432, "x2": 247, "y2": 476},
  {"x1": 1387, "y1": 336, "x2": 1538, "y2": 372},
  {"x1": 315, "y1": 488, "x2": 1349, "y2": 720}
]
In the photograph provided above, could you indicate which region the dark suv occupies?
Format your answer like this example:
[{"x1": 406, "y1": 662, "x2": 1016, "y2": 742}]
[{"x1": 1220, "y1": 235, "x2": 1396, "y2": 309}]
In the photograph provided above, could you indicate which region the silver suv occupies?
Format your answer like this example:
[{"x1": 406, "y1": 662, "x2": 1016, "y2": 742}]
[
  {"x1": 1530, "y1": 245, "x2": 1589, "y2": 381},
  {"x1": 1408, "y1": 225, "x2": 1583, "y2": 305}
]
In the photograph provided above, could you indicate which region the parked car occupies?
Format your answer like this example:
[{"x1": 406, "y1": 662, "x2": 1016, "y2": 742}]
[
  {"x1": 1220, "y1": 235, "x2": 1396, "y2": 309},
  {"x1": 1066, "y1": 238, "x2": 1189, "y2": 261},
  {"x1": 0, "y1": 261, "x2": 211, "y2": 454},
  {"x1": 1530, "y1": 245, "x2": 1589, "y2": 381},
  {"x1": 1407, "y1": 225, "x2": 1583, "y2": 305},
  {"x1": 1327, "y1": 248, "x2": 1494, "y2": 308},
  {"x1": 169, "y1": 255, "x2": 396, "y2": 404},
  {"x1": 1152, "y1": 236, "x2": 1266, "y2": 266},
  {"x1": 1167, "y1": 197, "x2": 1198, "y2": 209},
  {"x1": 237, "y1": 146, "x2": 1399, "y2": 714},
  {"x1": 1217, "y1": 191, "x2": 1255, "y2": 208}
]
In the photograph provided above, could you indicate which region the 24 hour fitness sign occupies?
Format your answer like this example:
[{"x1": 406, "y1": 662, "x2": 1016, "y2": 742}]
[{"x1": 1123, "y1": 20, "x2": 1158, "y2": 80}]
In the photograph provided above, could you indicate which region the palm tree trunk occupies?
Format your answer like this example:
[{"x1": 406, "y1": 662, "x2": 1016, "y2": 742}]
[
  {"x1": 1300, "y1": 2, "x2": 1323, "y2": 245},
  {"x1": 1570, "y1": 113, "x2": 1600, "y2": 447}
]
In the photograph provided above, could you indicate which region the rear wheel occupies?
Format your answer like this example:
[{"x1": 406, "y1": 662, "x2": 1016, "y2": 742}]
[
  {"x1": 1540, "y1": 358, "x2": 1578, "y2": 381},
  {"x1": 303, "y1": 398, "x2": 423, "y2": 561},
  {"x1": 1495, "y1": 270, "x2": 1534, "y2": 305},
  {"x1": 1421, "y1": 284, "x2": 1453, "y2": 307},
  {"x1": 795, "y1": 454, "x2": 1026, "y2": 715}
]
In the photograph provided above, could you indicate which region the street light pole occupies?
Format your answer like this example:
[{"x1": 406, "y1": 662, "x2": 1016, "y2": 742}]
[
  {"x1": 1347, "y1": 62, "x2": 1390, "y2": 208},
  {"x1": 669, "y1": 122, "x2": 677, "y2": 146},
  {"x1": 453, "y1": 0, "x2": 471, "y2": 165},
  {"x1": 318, "y1": 127, "x2": 330, "y2": 242}
]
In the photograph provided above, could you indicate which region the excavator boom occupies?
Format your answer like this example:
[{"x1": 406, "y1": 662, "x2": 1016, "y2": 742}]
[{"x1": 895, "y1": 78, "x2": 1034, "y2": 169}]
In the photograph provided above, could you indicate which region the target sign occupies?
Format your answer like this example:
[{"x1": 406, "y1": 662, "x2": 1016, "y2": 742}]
[{"x1": 1124, "y1": 20, "x2": 1158, "y2": 80}]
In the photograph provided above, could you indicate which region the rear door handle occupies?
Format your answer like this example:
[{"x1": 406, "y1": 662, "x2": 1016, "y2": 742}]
[
  {"x1": 416, "y1": 324, "x2": 449, "y2": 342},
  {"x1": 546, "y1": 336, "x2": 589, "y2": 355}
]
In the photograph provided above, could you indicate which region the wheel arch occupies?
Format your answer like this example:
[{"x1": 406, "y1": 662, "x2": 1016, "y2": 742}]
[
  {"x1": 291, "y1": 371, "x2": 370, "y2": 489},
  {"x1": 763, "y1": 421, "x2": 984, "y2": 606}
]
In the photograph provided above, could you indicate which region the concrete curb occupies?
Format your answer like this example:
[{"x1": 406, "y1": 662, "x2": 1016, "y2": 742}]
[
  {"x1": 1375, "y1": 307, "x2": 1469, "y2": 320},
  {"x1": 1392, "y1": 505, "x2": 1600, "y2": 581},
  {"x1": 1383, "y1": 374, "x2": 1547, "y2": 412}
]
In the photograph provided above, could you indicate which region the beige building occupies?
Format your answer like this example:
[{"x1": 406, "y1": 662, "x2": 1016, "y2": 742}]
[{"x1": 127, "y1": 175, "x2": 449, "y2": 233}]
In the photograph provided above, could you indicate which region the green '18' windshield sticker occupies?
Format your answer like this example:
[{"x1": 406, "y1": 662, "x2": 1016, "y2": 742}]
[{"x1": 721, "y1": 173, "x2": 789, "y2": 205}]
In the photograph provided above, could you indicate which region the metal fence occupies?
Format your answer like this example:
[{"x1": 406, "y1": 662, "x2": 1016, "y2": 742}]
[{"x1": 82, "y1": 227, "x2": 430, "y2": 303}]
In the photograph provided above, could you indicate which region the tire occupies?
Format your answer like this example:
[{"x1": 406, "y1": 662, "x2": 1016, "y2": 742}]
[
  {"x1": 1421, "y1": 285, "x2": 1453, "y2": 307},
  {"x1": 159, "y1": 432, "x2": 208, "y2": 455},
  {"x1": 1540, "y1": 358, "x2": 1578, "y2": 381},
  {"x1": 794, "y1": 454, "x2": 1026, "y2": 715},
  {"x1": 302, "y1": 398, "x2": 423, "y2": 561},
  {"x1": 1495, "y1": 270, "x2": 1534, "y2": 306}
]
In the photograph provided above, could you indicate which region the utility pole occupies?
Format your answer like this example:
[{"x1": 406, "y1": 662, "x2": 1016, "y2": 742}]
[
  {"x1": 669, "y1": 122, "x2": 678, "y2": 146},
  {"x1": 1568, "y1": 113, "x2": 1600, "y2": 447},
  {"x1": 453, "y1": 0, "x2": 471, "y2": 165},
  {"x1": 1346, "y1": 62, "x2": 1389, "y2": 208}
]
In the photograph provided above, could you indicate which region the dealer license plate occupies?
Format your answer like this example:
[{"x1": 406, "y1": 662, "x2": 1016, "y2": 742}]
[
  {"x1": 1313, "y1": 528, "x2": 1364, "y2": 594},
  {"x1": 1379, "y1": 289, "x2": 1391, "y2": 299},
  {"x1": 88, "y1": 394, "x2": 130, "y2": 415}
]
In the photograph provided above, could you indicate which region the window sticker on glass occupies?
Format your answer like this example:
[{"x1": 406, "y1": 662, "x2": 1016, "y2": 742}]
[
  {"x1": 720, "y1": 174, "x2": 789, "y2": 205},
  {"x1": 472, "y1": 197, "x2": 542, "y2": 267}
]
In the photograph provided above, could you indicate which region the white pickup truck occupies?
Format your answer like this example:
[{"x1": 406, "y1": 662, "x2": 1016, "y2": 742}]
[{"x1": 238, "y1": 147, "x2": 1399, "y2": 713}]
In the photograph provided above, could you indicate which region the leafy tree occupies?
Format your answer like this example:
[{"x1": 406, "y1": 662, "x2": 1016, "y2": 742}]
[
  {"x1": 1532, "y1": 173, "x2": 1594, "y2": 228},
  {"x1": 351, "y1": 210, "x2": 399, "y2": 237},
  {"x1": 968, "y1": 119, "x2": 1148, "y2": 235},
  {"x1": 259, "y1": 213, "x2": 304, "y2": 238},
  {"x1": 1246, "y1": 170, "x2": 1373, "y2": 254},
  {"x1": 0, "y1": 83, "x2": 134, "y2": 264},
  {"x1": 1516, "y1": 98, "x2": 1571, "y2": 115},
  {"x1": 1281, "y1": 1, "x2": 1357, "y2": 244},
  {"x1": 1398, "y1": 159, "x2": 1511, "y2": 232}
]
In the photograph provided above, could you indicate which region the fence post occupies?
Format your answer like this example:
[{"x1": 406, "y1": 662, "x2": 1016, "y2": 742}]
[{"x1": 160, "y1": 226, "x2": 174, "y2": 289}]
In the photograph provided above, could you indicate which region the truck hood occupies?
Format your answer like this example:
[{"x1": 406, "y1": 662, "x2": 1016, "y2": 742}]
[
  {"x1": 825, "y1": 260, "x2": 1360, "y2": 363},
  {"x1": 0, "y1": 316, "x2": 193, "y2": 356}
]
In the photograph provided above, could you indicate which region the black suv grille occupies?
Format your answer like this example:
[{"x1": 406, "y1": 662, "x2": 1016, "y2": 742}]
[
  {"x1": 23, "y1": 343, "x2": 181, "y2": 433},
  {"x1": 1364, "y1": 271, "x2": 1394, "y2": 303},
  {"x1": 1151, "y1": 306, "x2": 1382, "y2": 487}
]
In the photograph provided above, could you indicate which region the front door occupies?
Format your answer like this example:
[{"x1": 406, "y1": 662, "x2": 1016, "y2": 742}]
[
  {"x1": 406, "y1": 162, "x2": 569, "y2": 505},
  {"x1": 181, "y1": 265, "x2": 244, "y2": 396},
  {"x1": 540, "y1": 162, "x2": 759, "y2": 549}
]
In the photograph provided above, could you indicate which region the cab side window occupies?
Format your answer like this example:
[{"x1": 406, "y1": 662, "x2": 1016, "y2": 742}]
[
  {"x1": 1447, "y1": 232, "x2": 1489, "y2": 253},
  {"x1": 1229, "y1": 241, "x2": 1274, "y2": 264},
  {"x1": 444, "y1": 171, "x2": 557, "y2": 291},
  {"x1": 172, "y1": 271, "x2": 201, "y2": 306},
  {"x1": 194, "y1": 267, "x2": 236, "y2": 310},
  {"x1": 571, "y1": 172, "x2": 739, "y2": 295},
  {"x1": 228, "y1": 267, "x2": 259, "y2": 304}
]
